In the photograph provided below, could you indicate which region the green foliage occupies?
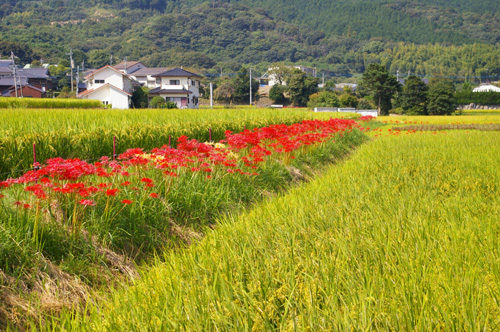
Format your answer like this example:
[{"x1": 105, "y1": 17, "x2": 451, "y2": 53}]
[
  {"x1": 339, "y1": 94, "x2": 358, "y2": 108},
  {"x1": 149, "y1": 96, "x2": 165, "y2": 108},
  {"x1": 399, "y1": 75, "x2": 429, "y2": 115},
  {"x1": 357, "y1": 98, "x2": 375, "y2": 110},
  {"x1": 287, "y1": 68, "x2": 319, "y2": 107},
  {"x1": 307, "y1": 91, "x2": 339, "y2": 108},
  {"x1": 87, "y1": 49, "x2": 113, "y2": 68},
  {"x1": 359, "y1": 63, "x2": 401, "y2": 115},
  {"x1": 427, "y1": 79, "x2": 457, "y2": 115},
  {"x1": 131, "y1": 86, "x2": 149, "y2": 109},
  {"x1": 455, "y1": 91, "x2": 500, "y2": 106},
  {"x1": 232, "y1": 68, "x2": 259, "y2": 104},
  {"x1": 268, "y1": 84, "x2": 288, "y2": 104}
]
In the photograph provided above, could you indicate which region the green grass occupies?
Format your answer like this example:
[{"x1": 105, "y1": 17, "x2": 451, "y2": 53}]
[{"x1": 50, "y1": 130, "x2": 500, "y2": 331}]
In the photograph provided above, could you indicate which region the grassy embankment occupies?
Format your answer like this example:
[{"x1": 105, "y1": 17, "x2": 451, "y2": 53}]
[
  {"x1": 0, "y1": 108, "x2": 347, "y2": 179},
  {"x1": 0, "y1": 110, "x2": 367, "y2": 330},
  {"x1": 49, "y1": 122, "x2": 500, "y2": 330}
]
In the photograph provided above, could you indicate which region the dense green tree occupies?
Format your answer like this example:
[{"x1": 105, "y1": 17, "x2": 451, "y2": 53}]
[
  {"x1": 287, "y1": 68, "x2": 319, "y2": 106},
  {"x1": 131, "y1": 87, "x2": 149, "y2": 109},
  {"x1": 214, "y1": 80, "x2": 235, "y2": 104},
  {"x1": 231, "y1": 68, "x2": 259, "y2": 104},
  {"x1": 0, "y1": 41, "x2": 34, "y2": 64},
  {"x1": 87, "y1": 50, "x2": 113, "y2": 69},
  {"x1": 399, "y1": 75, "x2": 428, "y2": 115},
  {"x1": 427, "y1": 79, "x2": 457, "y2": 115},
  {"x1": 359, "y1": 63, "x2": 401, "y2": 115},
  {"x1": 269, "y1": 84, "x2": 288, "y2": 104}
]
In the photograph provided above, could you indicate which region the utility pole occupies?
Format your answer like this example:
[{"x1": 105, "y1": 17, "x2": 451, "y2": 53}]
[
  {"x1": 397, "y1": 69, "x2": 399, "y2": 82},
  {"x1": 210, "y1": 82, "x2": 213, "y2": 108},
  {"x1": 76, "y1": 65, "x2": 80, "y2": 96},
  {"x1": 66, "y1": 49, "x2": 74, "y2": 92},
  {"x1": 249, "y1": 67, "x2": 252, "y2": 105},
  {"x1": 110, "y1": 55, "x2": 113, "y2": 66},
  {"x1": 11, "y1": 52, "x2": 18, "y2": 98},
  {"x1": 322, "y1": 73, "x2": 325, "y2": 86}
]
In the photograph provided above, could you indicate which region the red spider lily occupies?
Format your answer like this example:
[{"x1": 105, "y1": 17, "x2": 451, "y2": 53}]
[
  {"x1": 121, "y1": 199, "x2": 133, "y2": 205},
  {"x1": 106, "y1": 189, "x2": 120, "y2": 196},
  {"x1": 79, "y1": 199, "x2": 96, "y2": 206},
  {"x1": 141, "y1": 178, "x2": 153, "y2": 184},
  {"x1": 23, "y1": 204, "x2": 31, "y2": 209},
  {"x1": 120, "y1": 181, "x2": 131, "y2": 186},
  {"x1": 0, "y1": 194, "x2": 5, "y2": 199},
  {"x1": 13, "y1": 201, "x2": 22, "y2": 206},
  {"x1": 149, "y1": 193, "x2": 159, "y2": 198}
]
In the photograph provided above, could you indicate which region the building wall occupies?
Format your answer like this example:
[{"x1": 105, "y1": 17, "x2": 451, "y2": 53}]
[
  {"x1": 87, "y1": 68, "x2": 125, "y2": 91},
  {"x1": 82, "y1": 85, "x2": 130, "y2": 109}
]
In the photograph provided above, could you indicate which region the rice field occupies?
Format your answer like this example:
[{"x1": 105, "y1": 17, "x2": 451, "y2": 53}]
[
  {"x1": 47, "y1": 127, "x2": 500, "y2": 331},
  {"x1": 2, "y1": 110, "x2": 499, "y2": 330},
  {"x1": 0, "y1": 108, "x2": 350, "y2": 178}
]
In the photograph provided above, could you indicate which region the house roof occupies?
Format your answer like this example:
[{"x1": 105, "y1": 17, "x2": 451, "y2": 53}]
[
  {"x1": 9, "y1": 84, "x2": 45, "y2": 94},
  {"x1": 149, "y1": 87, "x2": 193, "y2": 95},
  {"x1": 84, "y1": 65, "x2": 131, "y2": 80},
  {"x1": 153, "y1": 67, "x2": 202, "y2": 78},
  {"x1": 114, "y1": 61, "x2": 143, "y2": 69},
  {"x1": 131, "y1": 67, "x2": 171, "y2": 77},
  {"x1": 0, "y1": 60, "x2": 13, "y2": 68},
  {"x1": 78, "y1": 83, "x2": 132, "y2": 98},
  {"x1": 17, "y1": 68, "x2": 51, "y2": 79},
  {"x1": 0, "y1": 76, "x2": 29, "y2": 87}
]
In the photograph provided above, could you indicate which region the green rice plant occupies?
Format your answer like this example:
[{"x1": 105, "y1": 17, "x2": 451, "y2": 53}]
[
  {"x1": 0, "y1": 98, "x2": 102, "y2": 109},
  {"x1": 49, "y1": 130, "x2": 500, "y2": 331}
]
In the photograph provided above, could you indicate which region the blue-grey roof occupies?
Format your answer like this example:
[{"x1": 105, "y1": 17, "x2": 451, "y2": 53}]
[
  {"x1": 149, "y1": 87, "x2": 193, "y2": 95},
  {"x1": 152, "y1": 68, "x2": 201, "y2": 78}
]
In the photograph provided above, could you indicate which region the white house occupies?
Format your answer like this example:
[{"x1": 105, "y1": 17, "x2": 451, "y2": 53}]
[
  {"x1": 128, "y1": 67, "x2": 170, "y2": 89},
  {"x1": 78, "y1": 65, "x2": 136, "y2": 109},
  {"x1": 148, "y1": 68, "x2": 201, "y2": 109},
  {"x1": 473, "y1": 83, "x2": 500, "y2": 92}
]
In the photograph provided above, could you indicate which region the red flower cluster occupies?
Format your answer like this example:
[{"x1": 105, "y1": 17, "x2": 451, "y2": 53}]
[{"x1": 0, "y1": 119, "x2": 360, "y2": 210}]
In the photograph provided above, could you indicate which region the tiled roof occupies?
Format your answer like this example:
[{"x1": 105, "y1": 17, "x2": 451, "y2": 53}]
[
  {"x1": 114, "y1": 61, "x2": 142, "y2": 69},
  {"x1": 153, "y1": 68, "x2": 202, "y2": 78},
  {"x1": 0, "y1": 76, "x2": 29, "y2": 87},
  {"x1": 78, "y1": 83, "x2": 132, "y2": 97},
  {"x1": 149, "y1": 88, "x2": 193, "y2": 95},
  {"x1": 131, "y1": 67, "x2": 170, "y2": 77}
]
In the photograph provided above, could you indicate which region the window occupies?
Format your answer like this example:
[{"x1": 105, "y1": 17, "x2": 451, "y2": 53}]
[
  {"x1": 156, "y1": 78, "x2": 161, "y2": 85},
  {"x1": 95, "y1": 79, "x2": 105, "y2": 84},
  {"x1": 170, "y1": 80, "x2": 180, "y2": 85},
  {"x1": 102, "y1": 101, "x2": 108, "y2": 105},
  {"x1": 191, "y1": 80, "x2": 196, "y2": 86}
]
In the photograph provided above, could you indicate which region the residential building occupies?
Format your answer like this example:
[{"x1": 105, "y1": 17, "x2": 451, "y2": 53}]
[
  {"x1": 148, "y1": 68, "x2": 201, "y2": 109},
  {"x1": 129, "y1": 67, "x2": 170, "y2": 89},
  {"x1": 78, "y1": 65, "x2": 137, "y2": 108}
]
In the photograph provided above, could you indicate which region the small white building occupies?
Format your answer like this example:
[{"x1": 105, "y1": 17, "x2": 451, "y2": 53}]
[
  {"x1": 78, "y1": 65, "x2": 136, "y2": 109},
  {"x1": 473, "y1": 83, "x2": 500, "y2": 92},
  {"x1": 128, "y1": 67, "x2": 170, "y2": 89},
  {"x1": 148, "y1": 68, "x2": 201, "y2": 109}
]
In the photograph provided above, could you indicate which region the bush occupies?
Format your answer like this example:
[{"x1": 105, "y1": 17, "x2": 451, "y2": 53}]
[
  {"x1": 150, "y1": 96, "x2": 166, "y2": 108},
  {"x1": 307, "y1": 91, "x2": 339, "y2": 108}
]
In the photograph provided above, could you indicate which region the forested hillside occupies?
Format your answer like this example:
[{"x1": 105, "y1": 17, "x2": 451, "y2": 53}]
[{"x1": 1, "y1": 0, "x2": 500, "y2": 81}]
